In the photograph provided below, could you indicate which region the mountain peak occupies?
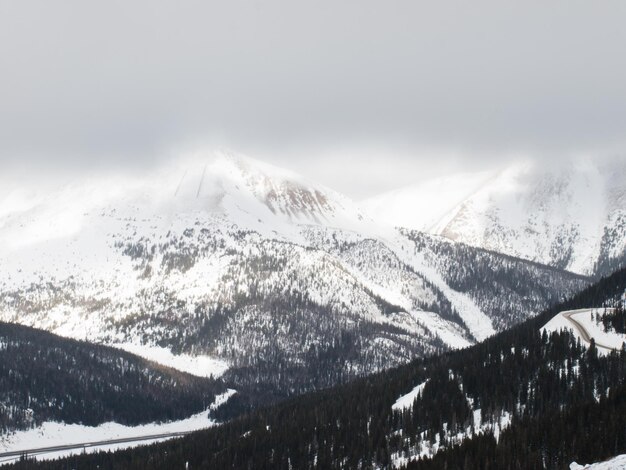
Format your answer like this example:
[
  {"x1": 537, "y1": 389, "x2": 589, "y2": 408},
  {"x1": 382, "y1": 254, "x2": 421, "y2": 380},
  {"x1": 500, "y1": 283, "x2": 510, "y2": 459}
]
[
  {"x1": 363, "y1": 158, "x2": 626, "y2": 275},
  {"x1": 0, "y1": 150, "x2": 374, "y2": 255}
]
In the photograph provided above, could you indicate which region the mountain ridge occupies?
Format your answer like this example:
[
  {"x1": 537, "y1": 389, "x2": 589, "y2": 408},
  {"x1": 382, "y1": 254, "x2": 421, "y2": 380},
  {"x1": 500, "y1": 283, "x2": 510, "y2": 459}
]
[
  {"x1": 363, "y1": 158, "x2": 626, "y2": 277},
  {"x1": 0, "y1": 151, "x2": 590, "y2": 404}
]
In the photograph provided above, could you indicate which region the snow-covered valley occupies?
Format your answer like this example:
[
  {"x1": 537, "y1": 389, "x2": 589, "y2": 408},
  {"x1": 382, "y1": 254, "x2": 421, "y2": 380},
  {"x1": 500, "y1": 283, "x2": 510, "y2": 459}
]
[{"x1": 0, "y1": 389, "x2": 236, "y2": 465}]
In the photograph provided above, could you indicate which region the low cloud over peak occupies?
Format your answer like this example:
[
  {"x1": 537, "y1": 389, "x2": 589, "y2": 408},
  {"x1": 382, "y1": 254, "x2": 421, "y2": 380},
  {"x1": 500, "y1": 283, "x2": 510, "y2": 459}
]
[{"x1": 1, "y1": 1, "x2": 625, "y2": 197}]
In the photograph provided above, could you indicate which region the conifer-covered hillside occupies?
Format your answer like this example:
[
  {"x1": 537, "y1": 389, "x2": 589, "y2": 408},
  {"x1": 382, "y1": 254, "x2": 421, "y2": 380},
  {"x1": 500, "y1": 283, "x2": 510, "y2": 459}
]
[
  {"x1": 0, "y1": 322, "x2": 225, "y2": 434},
  {"x1": 0, "y1": 156, "x2": 589, "y2": 407},
  {"x1": 9, "y1": 267, "x2": 625, "y2": 469}
]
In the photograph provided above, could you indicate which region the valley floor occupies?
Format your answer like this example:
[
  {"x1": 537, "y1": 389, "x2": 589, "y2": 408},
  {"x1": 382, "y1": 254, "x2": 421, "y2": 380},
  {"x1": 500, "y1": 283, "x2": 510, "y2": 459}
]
[{"x1": 0, "y1": 390, "x2": 235, "y2": 465}]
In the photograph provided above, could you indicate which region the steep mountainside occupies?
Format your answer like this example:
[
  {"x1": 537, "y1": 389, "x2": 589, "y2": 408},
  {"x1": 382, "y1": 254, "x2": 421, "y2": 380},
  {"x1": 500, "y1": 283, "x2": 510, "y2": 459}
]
[
  {"x1": 360, "y1": 170, "x2": 495, "y2": 233},
  {"x1": 0, "y1": 322, "x2": 225, "y2": 434},
  {"x1": 18, "y1": 268, "x2": 625, "y2": 470},
  {"x1": 401, "y1": 230, "x2": 588, "y2": 330},
  {"x1": 363, "y1": 158, "x2": 626, "y2": 277},
  {"x1": 0, "y1": 152, "x2": 588, "y2": 402}
]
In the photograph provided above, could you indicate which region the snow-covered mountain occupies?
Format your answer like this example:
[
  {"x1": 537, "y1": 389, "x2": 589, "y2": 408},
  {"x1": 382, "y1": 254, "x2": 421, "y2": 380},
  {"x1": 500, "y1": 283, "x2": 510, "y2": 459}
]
[
  {"x1": 363, "y1": 158, "x2": 626, "y2": 276},
  {"x1": 361, "y1": 170, "x2": 496, "y2": 233},
  {"x1": 0, "y1": 151, "x2": 588, "y2": 400}
]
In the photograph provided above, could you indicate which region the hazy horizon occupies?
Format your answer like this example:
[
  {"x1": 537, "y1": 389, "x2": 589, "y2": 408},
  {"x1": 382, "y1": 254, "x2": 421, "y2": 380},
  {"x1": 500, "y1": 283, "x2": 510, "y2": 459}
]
[{"x1": 2, "y1": 1, "x2": 626, "y2": 198}]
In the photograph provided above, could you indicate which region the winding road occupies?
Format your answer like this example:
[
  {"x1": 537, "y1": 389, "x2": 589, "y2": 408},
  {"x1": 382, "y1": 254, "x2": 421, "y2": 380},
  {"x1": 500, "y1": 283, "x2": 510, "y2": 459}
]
[{"x1": 559, "y1": 308, "x2": 619, "y2": 352}]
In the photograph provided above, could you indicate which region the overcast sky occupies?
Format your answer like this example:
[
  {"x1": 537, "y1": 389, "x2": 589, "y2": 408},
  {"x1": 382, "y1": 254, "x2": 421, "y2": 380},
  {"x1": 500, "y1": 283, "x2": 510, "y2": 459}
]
[{"x1": 1, "y1": 1, "x2": 625, "y2": 198}]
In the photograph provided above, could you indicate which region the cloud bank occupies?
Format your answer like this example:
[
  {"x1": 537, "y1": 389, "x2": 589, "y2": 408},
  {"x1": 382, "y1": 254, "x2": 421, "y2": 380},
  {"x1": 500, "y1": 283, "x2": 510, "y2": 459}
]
[{"x1": 1, "y1": 1, "x2": 625, "y2": 196}]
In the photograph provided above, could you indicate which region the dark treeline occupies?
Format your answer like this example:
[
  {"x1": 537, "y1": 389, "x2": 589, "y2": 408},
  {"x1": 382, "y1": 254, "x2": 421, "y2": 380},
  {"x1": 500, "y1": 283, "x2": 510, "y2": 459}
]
[
  {"x1": 0, "y1": 322, "x2": 225, "y2": 433},
  {"x1": 602, "y1": 305, "x2": 626, "y2": 334},
  {"x1": 407, "y1": 381, "x2": 626, "y2": 470},
  {"x1": 7, "y1": 267, "x2": 625, "y2": 469}
]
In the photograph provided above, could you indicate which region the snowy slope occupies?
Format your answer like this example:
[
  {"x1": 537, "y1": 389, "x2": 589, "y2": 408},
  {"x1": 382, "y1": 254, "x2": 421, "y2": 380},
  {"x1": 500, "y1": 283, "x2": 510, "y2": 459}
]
[
  {"x1": 362, "y1": 170, "x2": 495, "y2": 232},
  {"x1": 571, "y1": 454, "x2": 626, "y2": 470},
  {"x1": 114, "y1": 343, "x2": 229, "y2": 378},
  {"x1": 542, "y1": 308, "x2": 626, "y2": 355},
  {"x1": 0, "y1": 389, "x2": 236, "y2": 464},
  {"x1": 392, "y1": 380, "x2": 429, "y2": 412},
  {"x1": 0, "y1": 151, "x2": 588, "y2": 399},
  {"x1": 363, "y1": 158, "x2": 626, "y2": 276}
]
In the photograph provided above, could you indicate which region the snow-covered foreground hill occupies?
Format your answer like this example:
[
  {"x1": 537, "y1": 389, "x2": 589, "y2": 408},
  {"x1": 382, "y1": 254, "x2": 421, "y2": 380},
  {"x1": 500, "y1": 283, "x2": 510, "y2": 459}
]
[
  {"x1": 0, "y1": 151, "x2": 588, "y2": 400},
  {"x1": 363, "y1": 158, "x2": 626, "y2": 276},
  {"x1": 571, "y1": 454, "x2": 626, "y2": 469}
]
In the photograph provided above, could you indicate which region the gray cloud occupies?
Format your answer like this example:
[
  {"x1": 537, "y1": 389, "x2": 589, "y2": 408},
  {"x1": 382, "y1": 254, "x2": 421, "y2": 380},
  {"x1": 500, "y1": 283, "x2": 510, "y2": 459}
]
[{"x1": 1, "y1": 0, "x2": 626, "y2": 197}]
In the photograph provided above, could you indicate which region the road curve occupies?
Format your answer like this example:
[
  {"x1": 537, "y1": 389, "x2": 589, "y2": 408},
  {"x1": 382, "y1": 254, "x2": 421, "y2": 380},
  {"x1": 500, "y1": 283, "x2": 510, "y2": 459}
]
[{"x1": 560, "y1": 308, "x2": 618, "y2": 352}]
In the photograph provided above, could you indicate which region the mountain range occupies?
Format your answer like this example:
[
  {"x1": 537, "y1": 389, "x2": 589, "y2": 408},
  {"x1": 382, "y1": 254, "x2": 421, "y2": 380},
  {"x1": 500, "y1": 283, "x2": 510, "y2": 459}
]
[
  {"x1": 364, "y1": 157, "x2": 626, "y2": 276},
  {"x1": 0, "y1": 151, "x2": 597, "y2": 405}
]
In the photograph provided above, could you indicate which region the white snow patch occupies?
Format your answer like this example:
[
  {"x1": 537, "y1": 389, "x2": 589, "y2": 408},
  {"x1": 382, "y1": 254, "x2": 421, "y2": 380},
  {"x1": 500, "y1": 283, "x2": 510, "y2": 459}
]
[
  {"x1": 115, "y1": 343, "x2": 230, "y2": 378},
  {"x1": 392, "y1": 380, "x2": 429, "y2": 412},
  {"x1": 571, "y1": 454, "x2": 626, "y2": 469}
]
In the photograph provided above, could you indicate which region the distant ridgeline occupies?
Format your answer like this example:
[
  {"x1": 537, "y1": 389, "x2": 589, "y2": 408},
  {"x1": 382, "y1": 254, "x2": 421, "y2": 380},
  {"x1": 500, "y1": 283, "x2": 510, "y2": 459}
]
[
  {"x1": 0, "y1": 323, "x2": 225, "y2": 434},
  {"x1": 7, "y1": 266, "x2": 626, "y2": 470}
]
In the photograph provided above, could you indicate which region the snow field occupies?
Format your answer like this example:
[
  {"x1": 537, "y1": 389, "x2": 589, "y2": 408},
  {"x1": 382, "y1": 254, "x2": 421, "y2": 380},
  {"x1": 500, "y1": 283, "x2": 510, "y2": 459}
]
[
  {"x1": 0, "y1": 390, "x2": 236, "y2": 464},
  {"x1": 571, "y1": 454, "x2": 626, "y2": 469}
]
